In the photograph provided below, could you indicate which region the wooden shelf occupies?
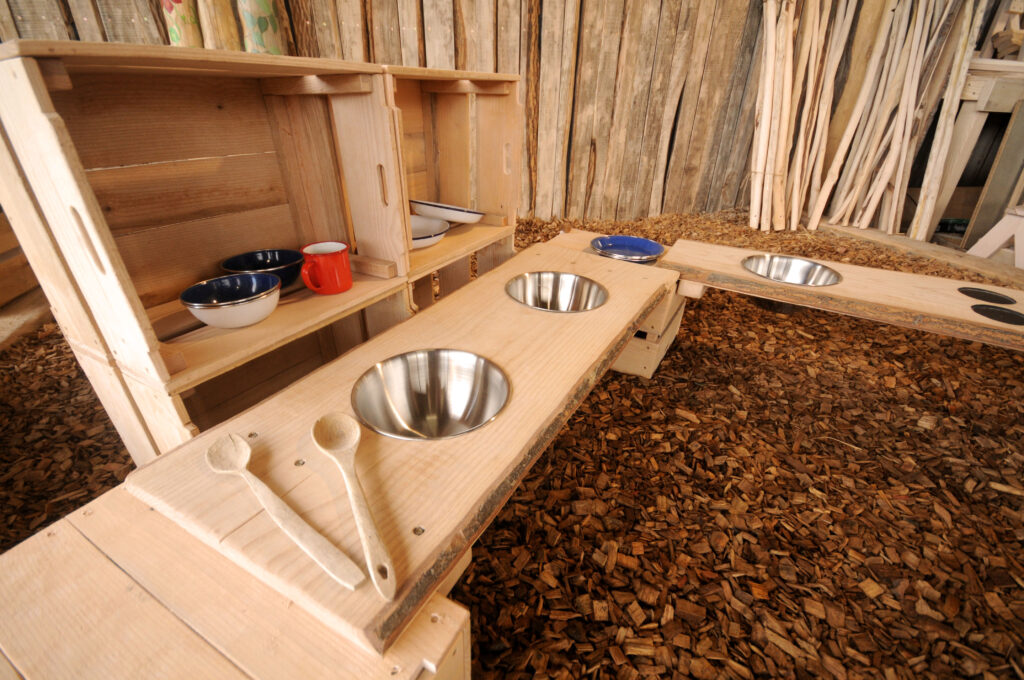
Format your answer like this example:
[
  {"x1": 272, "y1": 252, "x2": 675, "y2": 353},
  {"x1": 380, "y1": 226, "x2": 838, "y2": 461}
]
[
  {"x1": 152, "y1": 274, "x2": 406, "y2": 393},
  {"x1": 408, "y1": 224, "x2": 515, "y2": 280}
]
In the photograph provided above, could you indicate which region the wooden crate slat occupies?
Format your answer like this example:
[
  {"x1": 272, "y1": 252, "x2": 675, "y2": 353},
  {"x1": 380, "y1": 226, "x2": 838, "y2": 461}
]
[
  {"x1": 87, "y1": 152, "x2": 289, "y2": 233},
  {"x1": 0, "y1": 251, "x2": 36, "y2": 307},
  {"x1": 265, "y1": 93, "x2": 353, "y2": 247},
  {"x1": 329, "y1": 83, "x2": 410, "y2": 274},
  {"x1": 50, "y1": 73, "x2": 278, "y2": 169}
]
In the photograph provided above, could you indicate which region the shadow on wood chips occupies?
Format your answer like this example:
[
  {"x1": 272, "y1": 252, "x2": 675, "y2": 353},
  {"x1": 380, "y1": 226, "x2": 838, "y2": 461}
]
[{"x1": 1, "y1": 211, "x2": 1022, "y2": 678}]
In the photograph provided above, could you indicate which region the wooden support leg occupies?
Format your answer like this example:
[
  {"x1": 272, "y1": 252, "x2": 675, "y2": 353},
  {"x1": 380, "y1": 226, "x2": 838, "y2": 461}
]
[
  {"x1": 929, "y1": 101, "x2": 988, "y2": 238},
  {"x1": 363, "y1": 289, "x2": 412, "y2": 337},
  {"x1": 411, "y1": 276, "x2": 435, "y2": 311},
  {"x1": 438, "y1": 257, "x2": 472, "y2": 299},
  {"x1": 121, "y1": 374, "x2": 197, "y2": 456},
  {"x1": 962, "y1": 100, "x2": 1024, "y2": 249},
  {"x1": 966, "y1": 209, "x2": 1024, "y2": 268},
  {"x1": 64, "y1": 343, "x2": 162, "y2": 466},
  {"x1": 475, "y1": 235, "x2": 515, "y2": 275}
]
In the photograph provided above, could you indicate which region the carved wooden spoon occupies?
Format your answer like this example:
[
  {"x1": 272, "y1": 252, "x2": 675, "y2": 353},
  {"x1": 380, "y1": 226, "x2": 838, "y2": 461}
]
[
  {"x1": 312, "y1": 413, "x2": 396, "y2": 601},
  {"x1": 206, "y1": 432, "x2": 365, "y2": 589}
]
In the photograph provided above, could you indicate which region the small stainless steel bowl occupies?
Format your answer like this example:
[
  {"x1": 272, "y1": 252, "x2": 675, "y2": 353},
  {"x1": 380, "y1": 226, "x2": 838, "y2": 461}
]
[
  {"x1": 741, "y1": 254, "x2": 841, "y2": 286},
  {"x1": 351, "y1": 349, "x2": 510, "y2": 440},
  {"x1": 505, "y1": 271, "x2": 609, "y2": 313}
]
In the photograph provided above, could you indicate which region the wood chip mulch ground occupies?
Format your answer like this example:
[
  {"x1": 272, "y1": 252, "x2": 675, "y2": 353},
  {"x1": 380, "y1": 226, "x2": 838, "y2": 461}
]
[
  {"x1": 450, "y1": 212, "x2": 1024, "y2": 680},
  {"x1": 0, "y1": 323, "x2": 131, "y2": 553},
  {"x1": 1, "y1": 211, "x2": 1022, "y2": 679}
]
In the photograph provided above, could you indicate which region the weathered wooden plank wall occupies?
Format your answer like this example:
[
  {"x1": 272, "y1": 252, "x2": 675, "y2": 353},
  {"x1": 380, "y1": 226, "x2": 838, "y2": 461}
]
[{"x1": 0, "y1": 0, "x2": 763, "y2": 224}]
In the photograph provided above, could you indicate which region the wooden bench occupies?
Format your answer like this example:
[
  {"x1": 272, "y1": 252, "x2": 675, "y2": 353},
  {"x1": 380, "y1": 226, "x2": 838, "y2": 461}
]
[{"x1": 661, "y1": 239, "x2": 1024, "y2": 351}]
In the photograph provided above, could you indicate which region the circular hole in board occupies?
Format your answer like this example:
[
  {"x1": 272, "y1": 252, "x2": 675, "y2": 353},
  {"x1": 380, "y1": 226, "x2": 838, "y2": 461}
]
[
  {"x1": 971, "y1": 304, "x2": 1024, "y2": 326},
  {"x1": 958, "y1": 287, "x2": 1017, "y2": 305}
]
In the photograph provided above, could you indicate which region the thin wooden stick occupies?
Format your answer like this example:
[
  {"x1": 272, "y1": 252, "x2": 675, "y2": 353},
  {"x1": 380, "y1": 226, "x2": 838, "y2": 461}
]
[
  {"x1": 907, "y1": 0, "x2": 987, "y2": 241},
  {"x1": 806, "y1": 0, "x2": 898, "y2": 232},
  {"x1": 761, "y1": 1, "x2": 787, "y2": 231},
  {"x1": 806, "y1": 0, "x2": 856, "y2": 213},
  {"x1": 771, "y1": 0, "x2": 795, "y2": 231},
  {"x1": 788, "y1": 0, "x2": 827, "y2": 230},
  {"x1": 749, "y1": 0, "x2": 778, "y2": 229}
]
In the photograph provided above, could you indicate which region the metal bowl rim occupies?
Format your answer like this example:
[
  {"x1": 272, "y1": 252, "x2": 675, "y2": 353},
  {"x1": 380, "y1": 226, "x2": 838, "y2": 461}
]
[
  {"x1": 180, "y1": 273, "x2": 282, "y2": 309},
  {"x1": 740, "y1": 253, "x2": 843, "y2": 286},
  {"x1": 350, "y1": 348, "x2": 512, "y2": 441},
  {"x1": 409, "y1": 199, "x2": 485, "y2": 217},
  {"x1": 589, "y1": 236, "x2": 665, "y2": 262},
  {"x1": 504, "y1": 271, "x2": 610, "y2": 313},
  {"x1": 221, "y1": 248, "x2": 303, "y2": 273}
]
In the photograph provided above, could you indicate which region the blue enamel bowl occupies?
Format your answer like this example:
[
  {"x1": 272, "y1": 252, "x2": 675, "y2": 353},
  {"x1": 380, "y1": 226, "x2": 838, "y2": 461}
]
[
  {"x1": 590, "y1": 235, "x2": 665, "y2": 263},
  {"x1": 221, "y1": 249, "x2": 303, "y2": 288},
  {"x1": 180, "y1": 273, "x2": 281, "y2": 328}
]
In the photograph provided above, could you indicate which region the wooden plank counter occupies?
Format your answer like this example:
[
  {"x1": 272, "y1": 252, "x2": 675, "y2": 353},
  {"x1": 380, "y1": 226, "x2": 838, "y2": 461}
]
[
  {"x1": 0, "y1": 491, "x2": 471, "y2": 679},
  {"x1": 0, "y1": 234, "x2": 675, "y2": 675},
  {"x1": 122, "y1": 235, "x2": 677, "y2": 653},
  {"x1": 662, "y1": 239, "x2": 1024, "y2": 351}
]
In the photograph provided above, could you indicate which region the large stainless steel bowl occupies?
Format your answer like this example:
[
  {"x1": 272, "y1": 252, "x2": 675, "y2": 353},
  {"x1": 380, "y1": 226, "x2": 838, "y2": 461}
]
[
  {"x1": 505, "y1": 271, "x2": 608, "y2": 313},
  {"x1": 351, "y1": 349, "x2": 510, "y2": 440},
  {"x1": 741, "y1": 254, "x2": 841, "y2": 286}
]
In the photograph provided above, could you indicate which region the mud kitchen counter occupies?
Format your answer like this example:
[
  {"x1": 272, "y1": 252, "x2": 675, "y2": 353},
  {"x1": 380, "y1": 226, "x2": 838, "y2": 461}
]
[{"x1": 0, "y1": 235, "x2": 678, "y2": 679}]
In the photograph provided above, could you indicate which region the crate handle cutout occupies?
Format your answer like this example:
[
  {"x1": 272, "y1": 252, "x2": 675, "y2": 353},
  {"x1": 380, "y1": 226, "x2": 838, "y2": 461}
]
[
  {"x1": 377, "y1": 164, "x2": 389, "y2": 206},
  {"x1": 70, "y1": 206, "x2": 107, "y2": 276}
]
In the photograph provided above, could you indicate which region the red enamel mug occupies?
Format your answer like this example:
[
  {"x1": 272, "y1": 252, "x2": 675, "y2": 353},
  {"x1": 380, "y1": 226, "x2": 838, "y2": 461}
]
[{"x1": 301, "y1": 241, "x2": 353, "y2": 295}]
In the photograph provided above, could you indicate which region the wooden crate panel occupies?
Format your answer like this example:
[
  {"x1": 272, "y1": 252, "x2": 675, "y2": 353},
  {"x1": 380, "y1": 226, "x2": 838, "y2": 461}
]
[
  {"x1": 51, "y1": 74, "x2": 277, "y2": 169},
  {"x1": 0, "y1": 251, "x2": 37, "y2": 307},
  {"x1": 87, "y1": 153, "x2": 289, "y2": 233},
  {"x1": 265, "y1": 94, "x2": 353, "y2": 247}
]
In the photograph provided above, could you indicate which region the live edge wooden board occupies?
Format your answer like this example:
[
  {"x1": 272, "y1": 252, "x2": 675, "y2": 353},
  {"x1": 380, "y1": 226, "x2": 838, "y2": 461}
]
[
  {"x1": 124, "y1": 236, "x2": 677, "y2": 655},
  {"x1": 662, "y1": 239, "x2": 1024, "y2": 352}
]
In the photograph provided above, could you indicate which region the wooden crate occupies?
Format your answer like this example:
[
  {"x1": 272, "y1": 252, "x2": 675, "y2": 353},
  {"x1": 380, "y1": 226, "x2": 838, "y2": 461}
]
[
  {"x1": 611, "y1": 291, "x2": 686, "y2": 379},
  {"x1": 385, "y1": 66, "x2": 521, "y2": 309},
  {"x1": 0, "y1": 42, "x2": 521, "y2": 464}
]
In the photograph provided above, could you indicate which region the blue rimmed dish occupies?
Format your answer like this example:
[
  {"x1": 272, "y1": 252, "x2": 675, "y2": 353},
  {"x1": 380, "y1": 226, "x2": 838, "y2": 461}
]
[
  {"x1": 180, "y1": 273, "x2": 281, "y2": 329},
  {"x1": 221, "y1": 249, "x2": 303, "y2": 288},
  {"x1": 410, "y1": 199, "x2": 484, "y2": 224},
  {"x1": 589, "y1": 235, "x2": 665, "y2": 263}
]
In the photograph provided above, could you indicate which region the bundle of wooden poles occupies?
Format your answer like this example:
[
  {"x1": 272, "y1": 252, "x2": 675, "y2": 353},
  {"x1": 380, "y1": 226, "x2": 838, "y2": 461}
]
[{"x1": 750, "y1": 0, "x2": 973, "y2": 233}]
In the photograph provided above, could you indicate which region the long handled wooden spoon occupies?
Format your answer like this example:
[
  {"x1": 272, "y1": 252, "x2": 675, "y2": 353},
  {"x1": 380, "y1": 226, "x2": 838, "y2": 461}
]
[
  {"x1": 206, "y1": 432, "x2": 365, "y2": 590},
  {"x1": 311, "y1": 413, "x2": 396, "y2": 601}
]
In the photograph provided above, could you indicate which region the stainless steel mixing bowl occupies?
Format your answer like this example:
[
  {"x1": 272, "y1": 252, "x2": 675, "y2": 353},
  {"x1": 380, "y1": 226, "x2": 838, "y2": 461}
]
[
  {"x1": 505, "y1": 271, "x2": 609, "y2": 313},
  {"x1": 740, "y1": 254, "x2": 841, "y2": 286},
  {"x1": 351, "y1": 349, "x2": 510, "y2": 440}
]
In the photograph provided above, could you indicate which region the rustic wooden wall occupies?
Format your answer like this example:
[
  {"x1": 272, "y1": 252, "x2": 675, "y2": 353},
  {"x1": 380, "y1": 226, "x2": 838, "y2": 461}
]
[{"x1": 0, "y1": 0, "x2": 763, "y2": 224}]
